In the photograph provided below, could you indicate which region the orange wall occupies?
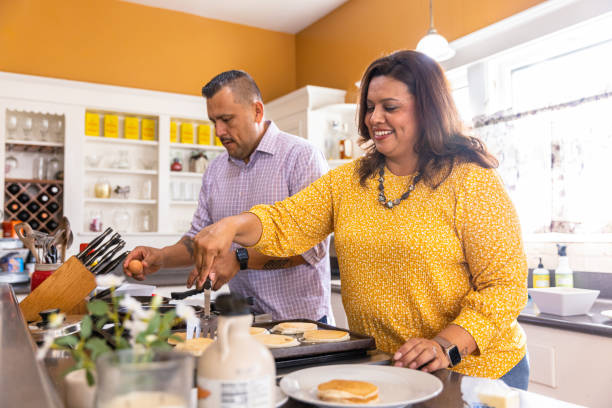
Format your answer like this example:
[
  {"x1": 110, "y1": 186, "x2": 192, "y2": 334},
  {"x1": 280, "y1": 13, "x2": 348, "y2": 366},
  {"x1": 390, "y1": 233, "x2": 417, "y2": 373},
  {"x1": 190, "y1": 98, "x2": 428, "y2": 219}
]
[
  {"x1": 0, "y1": 0, "x2": 296, "y2": 101},
  {"x1": 296, "y1": 0, "x2": 547, "y2": 102}
]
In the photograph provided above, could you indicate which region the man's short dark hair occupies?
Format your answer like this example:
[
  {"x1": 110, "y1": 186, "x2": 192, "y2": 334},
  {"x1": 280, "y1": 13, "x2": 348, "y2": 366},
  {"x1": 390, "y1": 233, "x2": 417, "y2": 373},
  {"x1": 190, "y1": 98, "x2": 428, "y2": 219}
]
[{"x1": 201, "y1": 70, "x2": 262, "y2": 105}]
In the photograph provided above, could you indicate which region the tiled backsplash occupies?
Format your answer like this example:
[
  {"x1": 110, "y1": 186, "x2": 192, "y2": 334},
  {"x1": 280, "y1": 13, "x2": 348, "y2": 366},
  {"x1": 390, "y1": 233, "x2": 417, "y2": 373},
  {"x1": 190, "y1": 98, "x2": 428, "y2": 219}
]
[{"x1": 525, "y1": 242, "x2": 612, "y2": 273}]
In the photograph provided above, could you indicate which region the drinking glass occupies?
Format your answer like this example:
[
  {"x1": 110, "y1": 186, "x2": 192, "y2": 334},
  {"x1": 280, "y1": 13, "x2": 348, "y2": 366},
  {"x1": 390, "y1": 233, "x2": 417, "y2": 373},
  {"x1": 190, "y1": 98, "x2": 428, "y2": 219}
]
[
  {"x1": 40, "y1": 118, "x2": 50, "y2": 141},
  {"x1": 6, "y1": 115, "x2": 18, "y2": 139},
  {"x1": 95, "y1": 349, "x2": 192, "y2": 408},
  {"x1": 32, "y1": 156, "x2": 46, "y2": 180},
  {"x1": 22, "y1": 116, "x2": 33, "y2": 140},
  {"x1": 112, "y1": 209, "x2": 130, "y2": 232},
  {"x1": 46, "y1": 156, "x2": 61, "y2": 180},
  {"x1": 141, "y1": 179, "x2": 152, "y2": 200},
  {"x1": 53, "y1": 118, "x2": 64, "y2": 142},
  {"x1": 5, "y1": 154, "x2": 18, "y2": 176}
]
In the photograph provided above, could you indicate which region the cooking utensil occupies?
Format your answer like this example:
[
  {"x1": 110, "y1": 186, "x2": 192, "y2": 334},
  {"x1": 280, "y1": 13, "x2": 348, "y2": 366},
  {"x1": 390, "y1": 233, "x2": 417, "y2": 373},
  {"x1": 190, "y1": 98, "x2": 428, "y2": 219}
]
[
  {"x1": 76, "y1": 227, "x2": 112, "y2": 261},
  {"x1": 14, "y1": 222, "x2": 40, "y2": 264},
  {"x1": 170, "y1": 287, "x2": 203, "y2": 300},
  {"x1": 200, "y1": 278, "x2": 217, "y2": 338},
  {"x1": 94, "y1": 251, "x2": 129, "y2": 276},
  {"x1": 89, "y1": 242, "x2": 126, "y2": 274},
  {"x1": 83, "y1": 233, "x2": 121, "y2": 266},
  {"x1": 59, "y1": 216, "x2": 73, "y2": 263}
]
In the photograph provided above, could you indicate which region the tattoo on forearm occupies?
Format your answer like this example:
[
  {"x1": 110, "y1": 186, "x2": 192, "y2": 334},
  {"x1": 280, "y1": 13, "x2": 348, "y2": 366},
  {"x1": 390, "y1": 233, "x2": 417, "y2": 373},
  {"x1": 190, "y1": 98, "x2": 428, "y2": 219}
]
[
  {"x1": 180, "y1": 237, "x2": 194, "y2": 258},
  {"x1": 262, "y1": 259, "x2": 290, "y2": 270}
]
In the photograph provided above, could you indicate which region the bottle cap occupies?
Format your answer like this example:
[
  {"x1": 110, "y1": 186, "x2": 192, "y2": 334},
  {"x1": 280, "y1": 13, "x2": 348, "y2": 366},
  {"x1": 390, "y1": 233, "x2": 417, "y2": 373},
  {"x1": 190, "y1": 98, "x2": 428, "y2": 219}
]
[
  {"x1": 557, "y1": 244, "x2": 567, "y2": 256},
  {"x1": 538, "y1": 257, "x2": 544, "y2": 268},
  {"x1": 214, "y1": 293, "x2": 251, "y2": 316}
]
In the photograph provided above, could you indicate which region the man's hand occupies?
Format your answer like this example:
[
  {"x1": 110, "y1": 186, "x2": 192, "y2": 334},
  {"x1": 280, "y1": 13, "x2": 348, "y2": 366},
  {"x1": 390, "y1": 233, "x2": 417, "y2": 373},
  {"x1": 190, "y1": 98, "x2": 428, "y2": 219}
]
[
  {"x1": 187, "y1": 248, "x2": 239, "y2": 290},
  {"x1": 123, "y1": 246, "x2": 164, "y2": 281},
  {"x1": 392, "y1": 338, "x2": 450, "y2": 373}
]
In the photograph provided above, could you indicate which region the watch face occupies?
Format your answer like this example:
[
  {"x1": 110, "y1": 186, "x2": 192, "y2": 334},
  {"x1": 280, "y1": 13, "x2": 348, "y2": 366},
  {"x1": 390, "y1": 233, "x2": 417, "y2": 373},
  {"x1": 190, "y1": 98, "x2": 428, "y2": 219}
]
[{"x1": 448, "y1": 346, "x2": 462, "y2": 366}]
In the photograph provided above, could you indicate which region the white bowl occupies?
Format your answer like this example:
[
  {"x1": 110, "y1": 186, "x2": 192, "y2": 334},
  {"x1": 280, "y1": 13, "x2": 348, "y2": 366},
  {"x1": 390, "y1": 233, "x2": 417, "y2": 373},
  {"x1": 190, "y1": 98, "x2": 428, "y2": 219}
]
[{"x1": 529, "y1": 287, "x2": 599, "y2": 316}]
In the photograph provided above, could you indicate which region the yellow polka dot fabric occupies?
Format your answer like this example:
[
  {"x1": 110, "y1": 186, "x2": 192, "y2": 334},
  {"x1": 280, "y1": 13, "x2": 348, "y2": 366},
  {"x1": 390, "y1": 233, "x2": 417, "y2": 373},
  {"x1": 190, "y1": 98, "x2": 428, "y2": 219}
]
[{"x1": 249, "y1": 160, "x2": 528, "y2": 379}]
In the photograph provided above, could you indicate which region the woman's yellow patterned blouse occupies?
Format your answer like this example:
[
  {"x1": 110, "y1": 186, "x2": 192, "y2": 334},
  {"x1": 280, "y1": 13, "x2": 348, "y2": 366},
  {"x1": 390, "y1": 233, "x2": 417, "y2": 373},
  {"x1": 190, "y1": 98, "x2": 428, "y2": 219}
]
[{"x1": 249, "y1": 160, "x2": 528, "y2": 378}]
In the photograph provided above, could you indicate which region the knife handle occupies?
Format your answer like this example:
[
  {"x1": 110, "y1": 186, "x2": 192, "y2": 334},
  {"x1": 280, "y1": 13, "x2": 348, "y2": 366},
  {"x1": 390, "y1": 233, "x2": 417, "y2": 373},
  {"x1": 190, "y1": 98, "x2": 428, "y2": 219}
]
[{"x1": 170, "y1": 288, "x2": 203, "y2": 300}]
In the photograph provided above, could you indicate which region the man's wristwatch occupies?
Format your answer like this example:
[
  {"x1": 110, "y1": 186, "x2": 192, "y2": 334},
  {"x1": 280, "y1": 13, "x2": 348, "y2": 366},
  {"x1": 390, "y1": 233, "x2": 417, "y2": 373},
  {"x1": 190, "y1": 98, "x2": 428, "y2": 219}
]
[
  {"x1": 235, "y1": 248, "x2": 249, "y2": 270},
  {"x1": 433, "y1": 336, "x2": 462, "y2": 367}
]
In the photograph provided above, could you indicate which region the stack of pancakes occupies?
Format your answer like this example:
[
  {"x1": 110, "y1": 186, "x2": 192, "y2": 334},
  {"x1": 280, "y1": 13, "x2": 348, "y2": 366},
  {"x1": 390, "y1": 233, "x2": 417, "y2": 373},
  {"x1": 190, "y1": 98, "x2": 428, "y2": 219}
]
[{"x1": 318, "y1": 379, "x2": 379, "y2": 404}]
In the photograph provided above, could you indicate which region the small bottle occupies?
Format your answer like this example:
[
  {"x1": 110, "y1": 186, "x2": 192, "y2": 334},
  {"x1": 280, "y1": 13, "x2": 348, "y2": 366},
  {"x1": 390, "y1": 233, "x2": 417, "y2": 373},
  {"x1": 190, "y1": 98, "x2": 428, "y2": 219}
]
[
  {"x1": 339, "y1": 138, "x2": 353, "y2": 159},
  {"x1": 532, "y1": 257, "x2": 550, "y2": 288},
  {"x1": 555, "y1": 244, "x2": 574, "y2": 288},
  {"x1": 170, "y1": 158, "x2": 183, "y2": 172}
]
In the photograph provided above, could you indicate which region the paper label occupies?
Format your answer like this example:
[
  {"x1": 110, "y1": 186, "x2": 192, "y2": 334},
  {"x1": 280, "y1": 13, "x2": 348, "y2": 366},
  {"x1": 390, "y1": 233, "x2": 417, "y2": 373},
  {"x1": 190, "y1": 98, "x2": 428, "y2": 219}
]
[
  {"x1": 142, "y1": 119, "x2": 156, "y2": 141},
  {"x1": 198, "y1": 124, "x2": 211, "y2": 145},
  {"x1": 85, "y1": 112, "x2": 100, "y2": 136},
  {"x1": 533, "y1": 275, "x2": 549, "y2": 288},
  {"x1": 197, "y1": 376, "x2": 273, "y2": 408},
  {"x1": 181, "y1": 123, "x2": 194, "y2": 144},
  {"x1": 170, "y1": 121, "x2": 178, "y2": 143},
  {"x1": 124, "y1": 117, "x2": 139, "y2": 139}
]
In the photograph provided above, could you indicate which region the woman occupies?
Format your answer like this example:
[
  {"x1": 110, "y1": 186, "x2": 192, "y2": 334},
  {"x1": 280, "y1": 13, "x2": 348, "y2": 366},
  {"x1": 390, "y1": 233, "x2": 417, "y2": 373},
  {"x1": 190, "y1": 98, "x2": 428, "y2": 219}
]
[{"x1": 192, "y1": 50, "x2": 529, "y2": 389}]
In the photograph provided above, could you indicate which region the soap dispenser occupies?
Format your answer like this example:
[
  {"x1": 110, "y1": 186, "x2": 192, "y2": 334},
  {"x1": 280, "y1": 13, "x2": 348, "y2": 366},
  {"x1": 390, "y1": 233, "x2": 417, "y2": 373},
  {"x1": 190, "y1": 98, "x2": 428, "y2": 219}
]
[
  {"x1": 532, "y1": 257, "x2": 550, "y2": 288},
  {"x1": 555, "y1": 244, "x2": 574, "y2": 288}
]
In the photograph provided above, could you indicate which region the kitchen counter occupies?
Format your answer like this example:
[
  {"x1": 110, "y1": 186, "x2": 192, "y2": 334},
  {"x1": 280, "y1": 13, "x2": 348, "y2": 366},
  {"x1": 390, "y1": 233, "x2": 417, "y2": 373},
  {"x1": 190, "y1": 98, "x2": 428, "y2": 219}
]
[{"x1": 332, "y1": 279, "x2": 612, "y2": 338}]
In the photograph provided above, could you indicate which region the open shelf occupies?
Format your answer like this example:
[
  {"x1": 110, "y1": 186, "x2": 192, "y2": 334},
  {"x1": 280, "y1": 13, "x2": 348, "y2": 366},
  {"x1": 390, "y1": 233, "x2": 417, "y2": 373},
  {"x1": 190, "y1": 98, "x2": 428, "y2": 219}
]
[
  {"x1": 5, "y1": 178, "x2": 63, "y2": 184},
  {"x1": 85, "y1": 168, "x2": 158, "y2": 175},
  {"x1": 6, "y1": 139, "x2": 64, "y2": 147},
  {"x1": 84, "y1": 198, "x2": 157, "y2": 205},
  {"x1": 84, "y1": 137, "x2": 158, "y2": 146},
  {"x1": 170, "y1": 200, "x2": 198, "y2": 205},
  {"x1": 170, "y1": 142, "x2": 224, "y2": 151},
  {"x1": 169, "y1": 171, "x2": 203, "y2": 179}
]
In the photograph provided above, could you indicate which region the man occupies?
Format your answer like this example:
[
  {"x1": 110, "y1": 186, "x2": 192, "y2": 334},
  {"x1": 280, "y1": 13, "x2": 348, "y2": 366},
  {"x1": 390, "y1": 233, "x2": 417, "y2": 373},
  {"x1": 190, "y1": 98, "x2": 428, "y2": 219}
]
[{"x1": 123, "y1": 70, "x2": 332, "y2": 322}]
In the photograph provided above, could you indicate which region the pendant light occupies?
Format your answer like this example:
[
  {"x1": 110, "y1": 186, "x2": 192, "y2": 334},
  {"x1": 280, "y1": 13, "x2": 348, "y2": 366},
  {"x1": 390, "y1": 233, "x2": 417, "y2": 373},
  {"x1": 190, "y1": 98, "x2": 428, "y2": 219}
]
[{"x1": 416, "y1": 0, "x2": 455, "y2": 62}]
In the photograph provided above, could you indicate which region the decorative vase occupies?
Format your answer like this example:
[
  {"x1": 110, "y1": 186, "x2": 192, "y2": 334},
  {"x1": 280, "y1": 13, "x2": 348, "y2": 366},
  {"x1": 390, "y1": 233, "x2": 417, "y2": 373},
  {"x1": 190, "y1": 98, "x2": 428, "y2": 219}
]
[
  {"x1": 95, "y1": 349, "x2": 193, "y2": 408},
  {"x1": 64, "y1": 368, "x2": 96, "y2": 408}
]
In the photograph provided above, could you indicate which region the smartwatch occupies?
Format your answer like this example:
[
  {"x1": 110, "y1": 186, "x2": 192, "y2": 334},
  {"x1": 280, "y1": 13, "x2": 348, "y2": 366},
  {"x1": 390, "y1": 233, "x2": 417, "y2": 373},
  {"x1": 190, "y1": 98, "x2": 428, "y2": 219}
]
[
  {"x1": 433, "y1": 336, "x2": 462, "y2": 367},
  {"x1": 235, "y1": 248, "x2": 249, "y2": 270}
]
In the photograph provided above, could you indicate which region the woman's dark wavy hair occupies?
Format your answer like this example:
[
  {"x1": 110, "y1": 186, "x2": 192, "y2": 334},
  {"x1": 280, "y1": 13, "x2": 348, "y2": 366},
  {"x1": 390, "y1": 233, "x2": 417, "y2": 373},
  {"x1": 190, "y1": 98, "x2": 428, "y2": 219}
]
[{"x1": 356, "y1": 50, "x2": 498, "y2": 188}]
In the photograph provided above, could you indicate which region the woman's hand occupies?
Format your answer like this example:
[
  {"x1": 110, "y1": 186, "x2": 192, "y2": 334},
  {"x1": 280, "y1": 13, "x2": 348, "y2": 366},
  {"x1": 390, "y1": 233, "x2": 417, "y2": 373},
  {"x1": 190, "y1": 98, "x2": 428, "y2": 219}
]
[
  {"x1": 192, "y1": 217, "x2": 239, "y2": 288},
  {"x1": 392, "y1": 338, "x2": 449, "y2": 373}
]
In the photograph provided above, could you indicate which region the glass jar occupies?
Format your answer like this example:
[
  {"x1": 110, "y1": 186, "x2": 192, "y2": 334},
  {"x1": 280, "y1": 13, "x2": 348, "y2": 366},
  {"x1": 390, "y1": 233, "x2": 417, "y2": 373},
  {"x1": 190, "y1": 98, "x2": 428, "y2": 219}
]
[
  {"x1": 32, "y1": 156, "x2": 46, "y2": 180},
  {"x1": 170, "y1": 158, "x2": 182, "y2": 172},
  {"x1": 113, "y1": 209, "x2": 130, "y2": 233},
  {"x1": 94, "y1": 179, "x2": 111, "y2": 198},
  {"x1": 140, "y1": 209, "x2": 152, "y2": 232},
  {"x1": 95, "y1": 350, "x2": 193, "y2": 408},
  {"x1": 46, "y1": 156, "x2": 61, "y2": 180}
]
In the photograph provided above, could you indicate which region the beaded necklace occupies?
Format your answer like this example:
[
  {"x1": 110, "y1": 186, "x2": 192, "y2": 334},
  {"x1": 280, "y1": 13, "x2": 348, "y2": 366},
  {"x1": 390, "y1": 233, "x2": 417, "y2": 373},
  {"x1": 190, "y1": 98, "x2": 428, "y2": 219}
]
[{"x1": 377, "y1": 167, "x2": 421, "y2": 209}]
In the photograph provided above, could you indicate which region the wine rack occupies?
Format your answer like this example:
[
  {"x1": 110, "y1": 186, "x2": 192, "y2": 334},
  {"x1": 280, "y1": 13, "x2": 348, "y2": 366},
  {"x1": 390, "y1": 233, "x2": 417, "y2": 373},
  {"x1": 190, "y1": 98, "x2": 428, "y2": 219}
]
[{"x1": 4, "y1": 179, "x2": 63, "y2": 233}]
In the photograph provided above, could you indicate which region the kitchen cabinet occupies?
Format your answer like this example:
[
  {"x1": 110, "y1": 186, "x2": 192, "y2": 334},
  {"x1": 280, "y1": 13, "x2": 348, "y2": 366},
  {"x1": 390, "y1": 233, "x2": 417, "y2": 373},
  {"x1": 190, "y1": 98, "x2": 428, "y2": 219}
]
[
  {"x1": 266, "y1": 85, "x2": 364, "y2": 168},
  {"x1": 0, "y1": 71, "x2": 215, "y2": 253}
]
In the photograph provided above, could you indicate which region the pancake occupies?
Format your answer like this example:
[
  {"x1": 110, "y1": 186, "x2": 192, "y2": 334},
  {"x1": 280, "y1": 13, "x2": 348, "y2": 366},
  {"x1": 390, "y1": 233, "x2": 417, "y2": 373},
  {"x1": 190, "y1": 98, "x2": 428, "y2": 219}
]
[
  {"x1": 253, "y1": 334, "x2": 300, "y2": 348},
  {"x1": 271, "y1": 322, "x2": 318, "y2": 334},
  {"x1": 302, "y1": 329, "x2": 350, "y2": 343},
  {"x1": 317, "y1": 379, "x2": 379, "y2": 404},
  {"x1": 250, "y1": 327, "x2": 269, "y2": 336},
  {"x1": 173, "y1": 337, "x2": 214, "y2": 356}
]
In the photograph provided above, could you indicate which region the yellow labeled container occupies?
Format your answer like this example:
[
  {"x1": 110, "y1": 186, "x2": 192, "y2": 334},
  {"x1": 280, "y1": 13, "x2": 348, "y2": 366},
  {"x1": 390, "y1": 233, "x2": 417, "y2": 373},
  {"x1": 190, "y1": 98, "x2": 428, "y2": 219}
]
[
  {"x1": 124, "y1": 117, "x2": 139, "y2": 139},
  {"x1": 197, "y1": 124, "x2": 212, "y2": 145},
  {"x1": 104, "y1": 114, "x2": 119, "y2": 138},
  {"x1": 141, "y1": 119, "x2": 156, "y2": 141},
  {"x1": 170, "y1": 122, "x2": 178, "y2": 143},
  {"x1": 181, "y1": 123, "x2": 194, "y2": 144},
  {"x1": 85, "y1": 113, "x2": 100, "y2": 136}
]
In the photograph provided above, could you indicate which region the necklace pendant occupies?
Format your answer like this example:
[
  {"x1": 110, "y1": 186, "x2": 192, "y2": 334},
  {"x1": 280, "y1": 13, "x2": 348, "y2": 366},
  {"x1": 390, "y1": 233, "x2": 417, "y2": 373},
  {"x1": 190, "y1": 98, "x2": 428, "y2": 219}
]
[
  {"x1": 378, "y1": 195, "x2": 386, "y2": 202},
  {"x1": 385, "y1": 201, "x2": 394, "y2": 209}
]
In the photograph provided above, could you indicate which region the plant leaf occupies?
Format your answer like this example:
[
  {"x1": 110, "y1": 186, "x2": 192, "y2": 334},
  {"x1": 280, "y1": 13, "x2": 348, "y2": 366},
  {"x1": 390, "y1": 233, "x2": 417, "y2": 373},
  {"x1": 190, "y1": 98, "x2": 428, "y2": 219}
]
[
  {"x1": 146, "y1": 313, "x2": 162, "y2": 335},
  {"x1": 168, "y1": 334, "x2": 185, "y2": 343},
  {"x1": 95, "y1": 317, "x2": 109, "y2": 330},
  {"x1": 86, "y1": 369, "x2": 95, "y2": 386},
  {"x1": 80, "y1": 315, "x2": 92, "y2": 339},
  {"x1": 54, "y1": 335, "x2": 78, "y2": 347},
  {"x1": 150, "y1": 340, "x2": 172, "y2": 351},
  {"x1": 87, "y1": 299, "x2": 109, "y2": 316}
]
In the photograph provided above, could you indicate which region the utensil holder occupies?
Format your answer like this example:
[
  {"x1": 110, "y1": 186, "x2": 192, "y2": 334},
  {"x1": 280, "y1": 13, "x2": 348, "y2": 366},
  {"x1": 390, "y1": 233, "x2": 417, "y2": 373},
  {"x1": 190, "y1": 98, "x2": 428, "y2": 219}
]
[{"x1": 19, "y1": 256, "x2": 96, "y2": 322}]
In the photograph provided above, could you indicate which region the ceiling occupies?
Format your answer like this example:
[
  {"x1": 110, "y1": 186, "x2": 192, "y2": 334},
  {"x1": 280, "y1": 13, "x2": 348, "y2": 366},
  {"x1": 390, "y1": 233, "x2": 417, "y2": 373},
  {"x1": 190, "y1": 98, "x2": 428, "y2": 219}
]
[{"x1": 122, "y1": 0, "x2": 349, "y2": 34}]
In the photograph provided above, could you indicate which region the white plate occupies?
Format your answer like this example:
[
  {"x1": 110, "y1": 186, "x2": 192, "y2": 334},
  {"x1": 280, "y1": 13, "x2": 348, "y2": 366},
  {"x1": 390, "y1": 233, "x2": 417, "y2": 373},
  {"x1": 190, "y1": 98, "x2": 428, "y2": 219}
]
[
  {"x1": 279, "y1": 364, "x2": 443, "y2": 408},
  {"x1": 601, "y1": 309, "x2": 612, "y2": 319},
  {"x1": 276, "y1": 385, "x2": 288, "y2": 407}
]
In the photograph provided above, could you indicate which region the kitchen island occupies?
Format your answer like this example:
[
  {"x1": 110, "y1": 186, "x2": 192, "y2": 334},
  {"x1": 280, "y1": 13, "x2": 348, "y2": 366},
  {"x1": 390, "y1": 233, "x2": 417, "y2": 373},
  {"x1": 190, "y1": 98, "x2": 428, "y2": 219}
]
[{"x1": 2, "y1": 283, "x2": 583, "y2": 408}]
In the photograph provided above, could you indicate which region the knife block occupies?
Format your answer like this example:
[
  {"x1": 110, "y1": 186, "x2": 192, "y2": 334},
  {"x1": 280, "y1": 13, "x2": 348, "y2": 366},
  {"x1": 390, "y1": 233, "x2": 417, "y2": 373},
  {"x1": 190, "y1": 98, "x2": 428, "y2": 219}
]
[{"x1": 20, "y1": 256, "x2": 96, "y2": 322}]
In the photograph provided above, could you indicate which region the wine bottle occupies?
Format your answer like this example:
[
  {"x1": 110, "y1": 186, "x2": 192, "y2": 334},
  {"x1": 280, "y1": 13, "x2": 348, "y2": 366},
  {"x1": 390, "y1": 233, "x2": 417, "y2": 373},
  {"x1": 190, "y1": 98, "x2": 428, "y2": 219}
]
[
  {"x1": 37, "y1": 193, "x2": 50, "y2": 204},
  {"x1": 49, "y1": 185, "x2": 60, "y2": 196},
  {"x1": 38, "y1": 211, "x2": 50, "y2": 221},
  {"x1": 30, "y1": 220, "x2": 41, "y2": 230},
  {"x1": 7, "y1": 184, "x2": 20, "y2": 195},
  {"x1": 46, "y1": 220, "x2": 58, "y2": 230},
  {"x1": 7, "y1": 201, "x2": 19, "y2": 213},
  {"x1": 48, "y1": 202, "x2": 60, "y2": 212},
  {"x1": 27, "y1": 202, "x2": 40, "y2": 213},
  {"x1": 17, "y1": 193, "x2": 30, "y2": 204},
  {"x1": 17, "y1": 211, "x2": 29, "y2": 221}
]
